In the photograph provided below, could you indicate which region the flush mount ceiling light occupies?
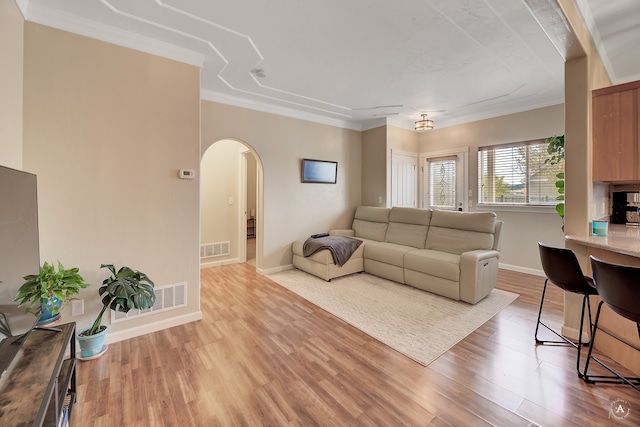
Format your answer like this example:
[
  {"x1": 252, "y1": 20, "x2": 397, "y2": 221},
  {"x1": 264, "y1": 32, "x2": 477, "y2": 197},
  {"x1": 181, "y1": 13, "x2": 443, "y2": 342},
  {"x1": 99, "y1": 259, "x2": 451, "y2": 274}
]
[{"x1": 415, "y1": 114, "x2": 434, "y2": 131}]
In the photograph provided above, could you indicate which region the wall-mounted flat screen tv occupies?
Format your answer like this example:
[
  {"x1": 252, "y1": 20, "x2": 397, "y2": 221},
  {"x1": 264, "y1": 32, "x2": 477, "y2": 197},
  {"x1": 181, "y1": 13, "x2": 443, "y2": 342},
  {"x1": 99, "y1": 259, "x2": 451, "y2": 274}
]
[
  {"x1": 301, "y1": 158, "x2": 337, "y2": 184},
  {"x1": 0, "y1": 165, "x2": 40, "y2": 379}
]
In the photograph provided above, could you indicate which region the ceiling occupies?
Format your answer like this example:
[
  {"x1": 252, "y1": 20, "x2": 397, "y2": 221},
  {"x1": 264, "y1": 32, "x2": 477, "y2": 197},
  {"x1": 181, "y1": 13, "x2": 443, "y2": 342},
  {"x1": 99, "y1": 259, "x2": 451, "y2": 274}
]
[{"x1": 15, "y1": 0, "x2": 640, "y2": 131}]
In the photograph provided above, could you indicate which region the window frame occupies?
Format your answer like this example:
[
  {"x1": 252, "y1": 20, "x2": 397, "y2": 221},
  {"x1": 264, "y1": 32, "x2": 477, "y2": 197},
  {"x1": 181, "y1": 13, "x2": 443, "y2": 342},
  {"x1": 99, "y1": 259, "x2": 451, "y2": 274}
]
[{"x1": 477, "y1": 139, "x2": 564, "y2": 208}]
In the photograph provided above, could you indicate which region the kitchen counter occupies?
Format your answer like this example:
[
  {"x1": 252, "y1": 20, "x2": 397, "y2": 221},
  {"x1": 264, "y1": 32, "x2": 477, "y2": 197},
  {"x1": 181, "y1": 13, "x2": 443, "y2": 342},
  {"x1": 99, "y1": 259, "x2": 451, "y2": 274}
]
[
  {"x1": 566, "y1": 223, "x2": 640, "y2": 375},
  {"x1": 566, "y1": 223, "x2": 640, "y2": 257}
]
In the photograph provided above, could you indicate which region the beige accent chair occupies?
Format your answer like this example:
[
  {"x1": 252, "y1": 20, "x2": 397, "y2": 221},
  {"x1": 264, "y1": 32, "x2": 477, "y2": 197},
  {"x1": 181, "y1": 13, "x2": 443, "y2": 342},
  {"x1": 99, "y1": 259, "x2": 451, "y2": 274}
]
[{"x1": 291, "y1": 206, "x2": 503, "y2": 304}]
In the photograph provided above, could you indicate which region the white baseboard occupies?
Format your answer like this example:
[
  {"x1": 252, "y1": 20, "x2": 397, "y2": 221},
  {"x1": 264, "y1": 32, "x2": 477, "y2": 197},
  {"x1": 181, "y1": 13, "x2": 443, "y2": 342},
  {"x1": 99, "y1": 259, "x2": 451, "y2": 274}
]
[
  {"x1": 200, "y1": 258, "x2": 240, "y2": 269},
  {"x1": 499, "y1": 263, "x2": 545, "y2": 277},
  {"x1": 258, "y1": 264, "x2": 293, "y2": 276},
  {"x1": 561, "y1": 324, "x2": 590, "y2": 343},
  {"x1": 103, "y1": 311, "x2": 203, "y2": 345}
]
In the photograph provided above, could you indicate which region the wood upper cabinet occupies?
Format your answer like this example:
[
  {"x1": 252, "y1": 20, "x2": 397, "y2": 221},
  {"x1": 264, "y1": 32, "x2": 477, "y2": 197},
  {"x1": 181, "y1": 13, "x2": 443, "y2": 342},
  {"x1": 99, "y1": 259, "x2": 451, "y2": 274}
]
[{"x1": 592, "y1": 81, "x2": 640, "y2": 182}]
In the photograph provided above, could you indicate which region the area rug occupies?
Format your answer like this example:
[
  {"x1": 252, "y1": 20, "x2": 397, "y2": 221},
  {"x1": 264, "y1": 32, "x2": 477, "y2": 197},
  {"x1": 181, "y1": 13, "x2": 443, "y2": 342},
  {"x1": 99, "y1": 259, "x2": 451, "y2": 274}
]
[{"x1": 266, "y1": 269, "x2": 519, "y2": 366}]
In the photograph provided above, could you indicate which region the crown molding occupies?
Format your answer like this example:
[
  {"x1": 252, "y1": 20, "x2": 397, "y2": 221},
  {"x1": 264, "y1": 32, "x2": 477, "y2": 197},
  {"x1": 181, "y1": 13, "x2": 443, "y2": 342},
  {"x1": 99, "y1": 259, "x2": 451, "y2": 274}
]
[
  {"x1": 572, "y1": 0, "x2": 627, "y2": 84},
  {"x1": 201, "y1": 90, "x2": 364, "y2": 132},
  {"x1": 385, "y1": 116, "x2": 415, "y2": 132},
  {"x1": 361, "y1": 118, "x2": 392, "y2": 132},
  {"x1": 522, "y1": 0, "x2": 584, "y2": 61},
  {"x1": 19, "y1": 1, "x2": 567, "y2": 135},
  {"x1": 14, "y1": 0, "x2": 28, "y2": 18},
  {"x1": 22, "y1": 3, "x2": 205, "y2": 68}
]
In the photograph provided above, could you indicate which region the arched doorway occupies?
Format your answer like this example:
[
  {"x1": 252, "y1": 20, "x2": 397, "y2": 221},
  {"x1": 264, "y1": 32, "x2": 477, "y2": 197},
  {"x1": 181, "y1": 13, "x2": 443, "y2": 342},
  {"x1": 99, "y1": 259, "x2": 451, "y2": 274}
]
[{"x1": 200, "y1": 138, "x2": 263, "y2": 270}]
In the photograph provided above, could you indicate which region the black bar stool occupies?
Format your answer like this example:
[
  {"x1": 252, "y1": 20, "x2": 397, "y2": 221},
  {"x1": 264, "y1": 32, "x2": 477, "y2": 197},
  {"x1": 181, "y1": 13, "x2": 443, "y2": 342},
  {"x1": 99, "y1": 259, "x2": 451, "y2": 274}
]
[
  {"x1": 584, "y1": 256, "x2": 640, "y2": 391},
  {"x1": 536, "y1": 242, "x2": 598, "y2": 378}
]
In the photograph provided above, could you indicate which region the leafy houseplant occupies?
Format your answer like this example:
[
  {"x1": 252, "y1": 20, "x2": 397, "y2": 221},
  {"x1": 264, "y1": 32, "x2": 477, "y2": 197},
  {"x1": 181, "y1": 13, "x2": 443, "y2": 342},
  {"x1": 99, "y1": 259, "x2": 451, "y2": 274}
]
[
  {"x1": 13, "y1": 261, "x2": 88, "y2": 322},
  {"x1": 82, "y1": 264, "x2": 156, "y2": 337},
  {"x1": 77, "y1": 264, "x2": 155, "y2": 358},
  {"x1": 545, "y1": 135, "x2": 565, "y2": 231}
]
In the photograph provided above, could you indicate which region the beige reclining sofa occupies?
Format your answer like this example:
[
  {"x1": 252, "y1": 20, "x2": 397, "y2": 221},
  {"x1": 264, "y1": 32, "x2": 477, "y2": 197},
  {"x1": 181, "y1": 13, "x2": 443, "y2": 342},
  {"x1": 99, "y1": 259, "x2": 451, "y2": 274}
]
[{"x1": 292, "y1": 206, "x2": 503, "y2": 304}]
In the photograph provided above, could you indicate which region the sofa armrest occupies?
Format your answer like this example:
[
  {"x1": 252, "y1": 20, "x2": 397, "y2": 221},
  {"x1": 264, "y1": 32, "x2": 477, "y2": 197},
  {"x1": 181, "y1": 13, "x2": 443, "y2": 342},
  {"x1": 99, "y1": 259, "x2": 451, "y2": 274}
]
[
  {"x1": 329, "y1": 229, "x2": 355, "y2": 237},
  {"x1": 459, "y1": 250, "x2": 500, "y2": 304}
]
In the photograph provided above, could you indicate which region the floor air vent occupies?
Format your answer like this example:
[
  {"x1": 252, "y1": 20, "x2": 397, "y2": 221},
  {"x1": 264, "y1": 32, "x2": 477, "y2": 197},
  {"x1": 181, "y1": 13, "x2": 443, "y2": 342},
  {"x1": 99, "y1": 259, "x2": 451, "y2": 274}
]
[
  {"x1": 111, "y1": 282, "x2": 187, "y2": 323},
  {"x1": 200, "y1": 241, "x2": 230, "y2": 258}
]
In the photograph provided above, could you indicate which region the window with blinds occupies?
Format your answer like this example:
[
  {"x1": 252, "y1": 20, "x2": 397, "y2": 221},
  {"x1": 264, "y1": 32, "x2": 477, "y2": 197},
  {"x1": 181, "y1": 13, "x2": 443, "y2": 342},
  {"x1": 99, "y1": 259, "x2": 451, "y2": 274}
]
[{"x1": 478, "y1": 140, "x2": 564, "y2": 206}]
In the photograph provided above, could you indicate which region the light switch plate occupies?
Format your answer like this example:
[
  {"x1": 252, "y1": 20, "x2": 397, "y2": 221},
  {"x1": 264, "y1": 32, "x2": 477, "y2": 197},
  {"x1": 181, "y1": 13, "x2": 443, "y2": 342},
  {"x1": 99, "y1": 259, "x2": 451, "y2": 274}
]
[
  {"x1": 179, "y1": 169, "x2": 195, "y2": 179},
  {"x1": 71, "y1": 299, "x2": 84, "y2": 316}
]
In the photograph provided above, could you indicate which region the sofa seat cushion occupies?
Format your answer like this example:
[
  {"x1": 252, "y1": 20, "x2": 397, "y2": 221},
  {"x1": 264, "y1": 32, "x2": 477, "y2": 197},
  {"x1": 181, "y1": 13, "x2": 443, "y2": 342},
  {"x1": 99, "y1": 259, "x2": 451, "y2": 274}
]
[
  {"x1": 404, "y1": 249, "x2": 461, "y2": 282},
  {"x1": 364, "y1": 241, "x2": 412, "y2": 267}
]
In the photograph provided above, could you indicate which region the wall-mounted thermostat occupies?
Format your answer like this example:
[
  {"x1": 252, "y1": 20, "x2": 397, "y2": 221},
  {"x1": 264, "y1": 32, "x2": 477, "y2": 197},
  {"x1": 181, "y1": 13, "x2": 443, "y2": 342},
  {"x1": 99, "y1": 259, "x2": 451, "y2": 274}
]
[{"x1": 179, "y1": 169, "x2": 195, "y2": 179}]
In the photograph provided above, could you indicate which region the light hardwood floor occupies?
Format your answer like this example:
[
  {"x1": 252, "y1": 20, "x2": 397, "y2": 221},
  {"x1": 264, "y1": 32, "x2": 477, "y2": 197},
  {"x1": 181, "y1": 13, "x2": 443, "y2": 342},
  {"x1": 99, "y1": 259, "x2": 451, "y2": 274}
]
[{"x1": 73, "y1": 264, "x2": 640, "y2": 426}]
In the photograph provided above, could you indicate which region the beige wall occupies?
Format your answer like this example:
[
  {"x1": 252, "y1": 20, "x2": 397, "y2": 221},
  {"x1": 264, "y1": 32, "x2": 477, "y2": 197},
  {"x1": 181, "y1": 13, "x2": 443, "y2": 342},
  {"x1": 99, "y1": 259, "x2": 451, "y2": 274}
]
[
  {"x1": 22, "y1": 23, "x2": 202, "y2": 340},
  {"x1": 246, "y1": 153, "x2": 257, "y2": 219},
  {"x1": 558, "y1": 0, "x2": 612, "y2": 240},
  {"x1": 418, "y1": 104, "x2": 566, "y2": 272},
  {"x1": 201, "y1": 101, "x2": 362, "y2": 273},
  {"x1": 200, "y1": 140, "x2": 258, "y2": 266},
  {"x1": 0, "y1": 0, "x2": 23, "y2": 169},
  {"x1": 360, "y1": 125, "x2": 418, "y2": 208},
  {"x1": 200, "y1": 139, "x2": 246, "y2": 264},
  {"x1": 556, "y1": 0, "x2": 614, "y2": 341},
  {"x1": 387, "y1": 125, "x2": 419, "y2": 153},
  {"x1": 361, "y1": 126, "x2": 387, "y2": 207},
  {"x1": 1, "y1": 0, "x2": 622, "y2": 344}
]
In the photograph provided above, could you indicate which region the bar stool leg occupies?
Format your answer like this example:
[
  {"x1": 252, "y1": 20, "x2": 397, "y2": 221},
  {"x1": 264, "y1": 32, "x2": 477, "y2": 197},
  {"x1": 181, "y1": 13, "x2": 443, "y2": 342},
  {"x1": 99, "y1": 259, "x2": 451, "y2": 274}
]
[
  {"x1": 534, "y1": 279, "x2": 593, "y2": 378},
  {"x1": 583, "y1": 301, "x2": 640, "y2": 391}
]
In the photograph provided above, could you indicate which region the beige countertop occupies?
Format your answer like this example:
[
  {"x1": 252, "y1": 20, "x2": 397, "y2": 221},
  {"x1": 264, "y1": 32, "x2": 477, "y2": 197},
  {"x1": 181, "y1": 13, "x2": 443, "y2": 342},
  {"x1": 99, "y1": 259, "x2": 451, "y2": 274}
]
[
  {"x1": 567, "y1": 223, "x2": 640, "y2": 375},
  {"x1": 566, "y1": 223, "x2": 640, "y2": 258}
]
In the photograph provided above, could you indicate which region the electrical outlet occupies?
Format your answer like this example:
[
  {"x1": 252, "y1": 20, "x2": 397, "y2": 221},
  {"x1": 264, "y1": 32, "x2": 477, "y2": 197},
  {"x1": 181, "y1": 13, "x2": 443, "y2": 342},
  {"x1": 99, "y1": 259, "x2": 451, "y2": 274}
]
[{"x1": 71, "y1": 299, "x2": 84, "y2": 316}]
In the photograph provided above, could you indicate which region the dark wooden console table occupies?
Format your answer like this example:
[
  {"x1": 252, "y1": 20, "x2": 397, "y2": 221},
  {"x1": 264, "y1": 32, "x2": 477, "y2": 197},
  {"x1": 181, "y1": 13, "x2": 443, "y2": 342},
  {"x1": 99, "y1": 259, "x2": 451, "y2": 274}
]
[{"x1": 0, "y1": 322, "x2": 77, "y2": 427}]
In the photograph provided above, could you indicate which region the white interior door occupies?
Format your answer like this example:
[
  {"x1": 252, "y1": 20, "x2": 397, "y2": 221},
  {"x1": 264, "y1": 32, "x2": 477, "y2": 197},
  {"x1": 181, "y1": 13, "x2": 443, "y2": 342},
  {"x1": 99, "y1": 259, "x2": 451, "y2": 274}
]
[{"x1": 391, "y1": 150, "x2": 418, "y2": 207}]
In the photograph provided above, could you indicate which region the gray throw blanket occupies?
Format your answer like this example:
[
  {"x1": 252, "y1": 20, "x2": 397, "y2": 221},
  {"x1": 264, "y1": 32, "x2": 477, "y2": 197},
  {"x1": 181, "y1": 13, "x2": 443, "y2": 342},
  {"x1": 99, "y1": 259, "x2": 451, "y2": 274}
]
[{"x1": 303, "y1": 235, "x2": 363, "y2": 267}]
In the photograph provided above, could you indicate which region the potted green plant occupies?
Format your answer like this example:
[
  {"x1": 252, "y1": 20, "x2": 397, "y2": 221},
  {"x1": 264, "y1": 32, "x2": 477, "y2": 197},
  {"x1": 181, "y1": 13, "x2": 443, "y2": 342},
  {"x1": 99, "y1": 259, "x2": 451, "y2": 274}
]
[
  {"x1": 77, "y1": 264, "x2": 155, "y2": 358},
  {"x1": 13, "y1": 261, "x2": 88, "y2": 324},
  {"x1": 545, "y1": 135, "x2": 565, "y2": 231}
]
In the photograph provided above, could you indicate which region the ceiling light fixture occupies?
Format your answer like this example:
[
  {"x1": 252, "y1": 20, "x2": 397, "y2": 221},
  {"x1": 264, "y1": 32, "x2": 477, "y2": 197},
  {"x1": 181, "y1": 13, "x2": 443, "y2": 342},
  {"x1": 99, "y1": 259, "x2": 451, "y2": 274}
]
[{"x1": 415, "y1": 114, "x2": 434, "y2": 131}]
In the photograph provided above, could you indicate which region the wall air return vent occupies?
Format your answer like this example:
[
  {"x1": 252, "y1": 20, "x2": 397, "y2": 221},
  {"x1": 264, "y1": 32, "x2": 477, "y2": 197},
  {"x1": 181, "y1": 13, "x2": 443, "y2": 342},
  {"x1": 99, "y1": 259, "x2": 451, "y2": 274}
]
[
  {"x1": 111, "y1": 282, "x2": 187, "y2": 323},
  {"x1": 200, "y1": 241, "x2": 230, "y2": 258}
]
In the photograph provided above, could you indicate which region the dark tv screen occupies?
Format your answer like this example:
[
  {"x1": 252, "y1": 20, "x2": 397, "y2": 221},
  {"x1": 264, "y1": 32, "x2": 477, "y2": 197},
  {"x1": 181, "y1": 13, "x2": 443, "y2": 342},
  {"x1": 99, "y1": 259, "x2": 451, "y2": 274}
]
[
  {"x1": 0, "y1": 165, "x2": 40, "y2": 379},
  {"x1": 301, "y1": 159, "x2": 337, "y2": 184}
]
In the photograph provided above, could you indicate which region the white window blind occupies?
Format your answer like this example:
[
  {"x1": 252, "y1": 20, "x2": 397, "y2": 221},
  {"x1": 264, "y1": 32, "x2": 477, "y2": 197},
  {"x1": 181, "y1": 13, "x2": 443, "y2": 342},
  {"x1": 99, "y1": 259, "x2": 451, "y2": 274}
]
[{"x1": 478, "y1": 140, "x2": 564, "y2": 206}]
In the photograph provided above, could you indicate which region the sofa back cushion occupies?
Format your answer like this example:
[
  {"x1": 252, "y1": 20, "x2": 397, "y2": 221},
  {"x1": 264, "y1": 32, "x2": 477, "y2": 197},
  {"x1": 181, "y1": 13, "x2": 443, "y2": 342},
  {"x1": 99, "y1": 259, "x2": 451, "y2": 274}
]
[
  {"x1": 352, "y1": 206, "x2": 390, "y2": 241},
  {"x1": 426, "y1": 210, "x2": 496, "y2": 254},
  {"x1": 385, "y1": 207, "x2": 431, "y2": 249}
]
